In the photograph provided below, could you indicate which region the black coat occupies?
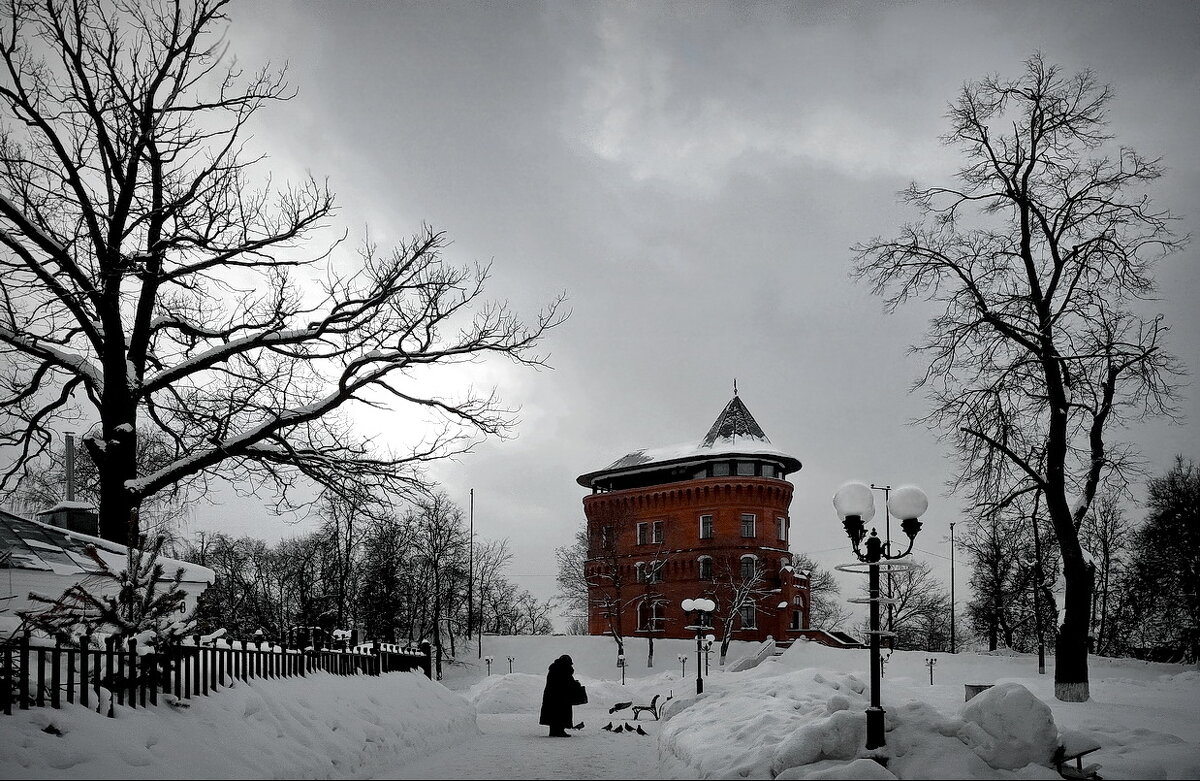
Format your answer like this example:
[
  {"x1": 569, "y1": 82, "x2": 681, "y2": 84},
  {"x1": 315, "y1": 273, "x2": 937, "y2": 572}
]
[{"x1": 538, "y1": 656, "x2": 580, "y2": 729}]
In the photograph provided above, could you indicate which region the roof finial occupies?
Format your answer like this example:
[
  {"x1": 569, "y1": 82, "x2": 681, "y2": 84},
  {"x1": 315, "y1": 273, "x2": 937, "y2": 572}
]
[{"x1": 734, "y1": 378, "x2": 738, "y2": 396}]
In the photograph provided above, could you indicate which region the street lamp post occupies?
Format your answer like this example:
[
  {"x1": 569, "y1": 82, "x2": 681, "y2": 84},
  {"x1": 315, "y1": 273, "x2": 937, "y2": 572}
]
[
  {"x1": 484, "y1": 655, "x2": 494, "y2": 675},
  {"x1": 677, "y1": 653, "x2": 687, "y2": 678},
  {"x1": 834, "y1": 481, "x2": 928, "y2": 754},
  {"x1": 508, "y1": 656, "x2": 515, "y2": 674},
  {"x1": 681, "y1": 597, "x2": 716, "y2": 695}
]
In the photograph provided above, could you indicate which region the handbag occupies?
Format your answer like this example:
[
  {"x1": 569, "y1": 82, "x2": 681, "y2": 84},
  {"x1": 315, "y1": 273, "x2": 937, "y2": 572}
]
[{"x1": 570, "y1": 681, "x2": 588, "y2": 705}]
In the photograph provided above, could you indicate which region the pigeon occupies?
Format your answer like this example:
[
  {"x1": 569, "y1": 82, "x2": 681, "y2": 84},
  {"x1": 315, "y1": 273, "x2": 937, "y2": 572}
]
[
  {"x1": 636, "y1": 725, "x2": 648, "y2": 736},
  {"x1": 610, "y1": 702, "x2": 632, "y2": 714},
  {"x1": 573, "y1": 722, "x2": 584, "y2": 730},
  {"x1": 602, "y1": 722, "x2": 614, "y2": 731},
  {"x1": 625, "y1": 722, "x2": 634, "y2": 732}
]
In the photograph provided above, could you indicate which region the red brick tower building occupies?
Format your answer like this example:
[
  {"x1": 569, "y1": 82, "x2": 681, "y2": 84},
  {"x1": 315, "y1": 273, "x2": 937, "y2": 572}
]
[{"x1": 576, "y1": 392, "x2": 812, "y2": 645}]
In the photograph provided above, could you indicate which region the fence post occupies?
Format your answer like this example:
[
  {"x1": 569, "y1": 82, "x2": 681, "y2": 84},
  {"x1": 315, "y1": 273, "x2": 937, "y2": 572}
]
[
  {"x1": 104, "y1": 635, "x2": 117, "y2": 715},
  {"x1": 66, "y1": 635, "x2": 76, "y2": 706},
  {"x1": 50, "y1": 635, "x2": 62, "y2": 709},
  {"x1": 126, "y1": 638, "x2": 137, "y2": 708},
  {"x1": 80, "y1": 634, "x2": 91, "y2": 710},
  {"x1": 420, "y1": 640, "x2": 432, "y2": 680},
  {"x1": 18, "y1": 630, "x2": 30, "y2": 710}
]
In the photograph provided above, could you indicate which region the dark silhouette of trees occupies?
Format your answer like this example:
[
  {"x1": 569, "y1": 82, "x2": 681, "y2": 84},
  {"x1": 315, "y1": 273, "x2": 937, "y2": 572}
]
[
  {"x1": 0, "y1": 0, "x2": 563, "y2": 545},
  {"x1": 1120, "y1": 457, "x2": 1200, "y2": 662},
  {"x1": 853, "y1": 54, "x2": 1185, "y2": 700}
]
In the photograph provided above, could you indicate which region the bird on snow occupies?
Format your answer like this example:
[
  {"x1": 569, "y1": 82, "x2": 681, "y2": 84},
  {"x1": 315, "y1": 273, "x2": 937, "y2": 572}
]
[
  {"x1": 602, "y1": 722, "x2": 614, "y2": 731},
  {"x1": 636, "y1": 725, "x2": 648, "y2": 736},
  {"x1": 625, "y1": 722, "x2": 634, "y2": 732},
  {"x1": 573, "y1": 722, "x2": 584, "y2": 730}
]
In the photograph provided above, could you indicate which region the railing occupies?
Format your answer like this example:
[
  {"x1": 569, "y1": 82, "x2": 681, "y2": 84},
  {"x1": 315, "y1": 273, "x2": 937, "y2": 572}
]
[{"x1": 1, "y1": 631, "x2": 432, "y2": 717}]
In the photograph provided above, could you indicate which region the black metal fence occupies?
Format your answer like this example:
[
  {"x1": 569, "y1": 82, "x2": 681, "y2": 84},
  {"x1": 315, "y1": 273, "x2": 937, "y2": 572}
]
[{"x1": 1, "y1": 631, "x2": 433, "y2": 717}]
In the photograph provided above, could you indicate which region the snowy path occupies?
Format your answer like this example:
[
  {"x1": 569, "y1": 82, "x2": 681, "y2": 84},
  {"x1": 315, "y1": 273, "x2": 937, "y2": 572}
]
[{"x1": 381, "y1": 709, "x2": 663, "y2": 780}]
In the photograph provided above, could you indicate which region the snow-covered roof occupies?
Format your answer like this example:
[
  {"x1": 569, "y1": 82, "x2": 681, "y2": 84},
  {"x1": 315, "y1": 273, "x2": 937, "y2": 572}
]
[
  {"x1": 578, "y1": 393, "x2": 801, "y2": 487},
  {"x1": 0, "y1": 508, "x2": 214, "y2": 584}
]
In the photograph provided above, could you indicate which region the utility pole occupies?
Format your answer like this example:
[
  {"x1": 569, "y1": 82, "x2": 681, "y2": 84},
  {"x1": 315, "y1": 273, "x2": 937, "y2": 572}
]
[
  {"x1": 950, "y1": 521, "x2": 956, "y2": 654},
  {"x1": 471, "y1": 488, "x2": 480, "y2": 659}
]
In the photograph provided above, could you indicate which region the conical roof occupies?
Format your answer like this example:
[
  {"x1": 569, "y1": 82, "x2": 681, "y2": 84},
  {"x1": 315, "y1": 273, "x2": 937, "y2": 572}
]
[
  {"x1": 576, "y1": 391, "x2": 800, "y2": 488},
  {"x1": 701, "y1": 393, "x2": 770, "y2": 447}
]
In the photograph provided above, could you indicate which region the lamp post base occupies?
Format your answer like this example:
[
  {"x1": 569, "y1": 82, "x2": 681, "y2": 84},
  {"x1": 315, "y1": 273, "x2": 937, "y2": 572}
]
[{"x1": 865, "y1": 706, "x2": 886, "y2": 749}]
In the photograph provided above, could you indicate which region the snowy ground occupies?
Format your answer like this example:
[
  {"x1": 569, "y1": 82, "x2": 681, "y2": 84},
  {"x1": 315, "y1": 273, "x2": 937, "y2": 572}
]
[{"x1": 2, "y1": 634, "x2": 1198, "y2": 779}]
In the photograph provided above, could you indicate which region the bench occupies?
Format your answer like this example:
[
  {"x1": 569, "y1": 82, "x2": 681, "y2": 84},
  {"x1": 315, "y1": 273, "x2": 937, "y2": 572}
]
[
  {"x1": 1054, "y1": 729, "x2": 1102, "y2": 780},
  {"x1": 964, "y1": 683, "x2": 993, "y2": 701},
  {"x1": 610, "y1": 692, "x2": 674, "y2": 721}
]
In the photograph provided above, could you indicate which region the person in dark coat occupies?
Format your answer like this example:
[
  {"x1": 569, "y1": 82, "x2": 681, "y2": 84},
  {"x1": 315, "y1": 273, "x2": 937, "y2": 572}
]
[{"x1": 539, "y1": 654, "x2": 582, "y2": 737}]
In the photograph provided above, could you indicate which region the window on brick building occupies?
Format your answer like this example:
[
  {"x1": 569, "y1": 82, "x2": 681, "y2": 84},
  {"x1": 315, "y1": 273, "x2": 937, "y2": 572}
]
[
  {"x1": 698, "y1": 556, "x2": 713, "y2": 581},
  {"x1": 647, "y1": 561, "x2": 664, "y2": 583},
  {"x1": 776, "y1": 516, "x2": 787, "y2": 542},
  {"x1": 736, "y1": 461, "x2": 755, "y2": 476},
  {"x1": 699, "y1": 514, "x2": 714, "y2": 539},
  {"x1": 712, "y1": 462, "x2": 730, "y2": 476},
  {"x1": 741, "y1": 513, "x2": 756, "y2": 538},
  {"x1": 740, "y1": 555, "x2": 758, "y2": 581},
  {"x1": 636, "y1": 522, "x2": 648, "y2": 545},
  {"x1": 638, "y1": 600, "x2": 664, "y2": 631},
  {"x1": 652, "y1": 520, "x2": 664, "y2": 544},
  {"x1": 739, "y1": 603, "x2": 757, "y2": 629}
]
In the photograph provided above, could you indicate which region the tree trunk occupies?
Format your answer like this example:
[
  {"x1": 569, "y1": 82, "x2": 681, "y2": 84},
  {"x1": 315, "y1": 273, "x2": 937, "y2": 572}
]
[
  {"x1": 1055, "y1": 545, "x2": 1095, "y2": 701},
  {"x1": 91, "y1": 408, "x2": 140, "y2": 546}
]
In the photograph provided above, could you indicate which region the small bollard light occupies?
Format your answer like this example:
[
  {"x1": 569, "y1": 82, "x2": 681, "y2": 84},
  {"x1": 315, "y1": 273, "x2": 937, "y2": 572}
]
[
  {"x1": 507, "y1": 655, "x2": 515, "y2": 674},
  {"x1": 677, "y1": 653, "x2": 688, "y2": 677},
  {"x1": 484, "y1": 655, "x2": 494, "y2": 675},
  {"x1": 617, "y1": 653, "x2": 626, "y2": 685}
]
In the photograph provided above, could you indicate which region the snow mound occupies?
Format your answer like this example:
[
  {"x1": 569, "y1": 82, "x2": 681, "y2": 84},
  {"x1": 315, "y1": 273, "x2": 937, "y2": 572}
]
[
  {"x1": 465, "y1": 673, "x2": 546, "y2": 714},
  {"x1": 958, "y1": 682, "x2": 1058, "y2": 770}
]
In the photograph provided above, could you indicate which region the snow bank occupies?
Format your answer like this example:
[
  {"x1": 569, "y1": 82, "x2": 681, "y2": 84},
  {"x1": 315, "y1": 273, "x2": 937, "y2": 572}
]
[{"x1": 0, "y1": 671, "x2": 477, "y2": 779}]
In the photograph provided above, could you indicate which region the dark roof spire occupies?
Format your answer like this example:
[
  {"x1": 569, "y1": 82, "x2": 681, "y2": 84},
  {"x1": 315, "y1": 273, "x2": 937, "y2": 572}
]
[{"x1": 701, "y1": 393, "x2": 770, "y2": 447}]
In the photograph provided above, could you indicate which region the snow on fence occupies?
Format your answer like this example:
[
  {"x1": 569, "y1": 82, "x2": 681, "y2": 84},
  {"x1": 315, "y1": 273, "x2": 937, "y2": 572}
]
[{"x1": 0, "y1": 631, "x2": 432, "y2": 717}]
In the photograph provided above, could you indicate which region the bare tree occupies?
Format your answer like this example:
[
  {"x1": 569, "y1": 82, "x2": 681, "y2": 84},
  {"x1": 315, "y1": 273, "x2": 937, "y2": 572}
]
[
  {"x1": 711, "y1": 553, "x2": 778, "y2": 664},
  {"x1": 859, "y1": 560, "x2": 952, "y2": 651},
  {"x1": 853, "y1": 54, "x2": 1184, "y2": 700},
  {"x1": 581, "y1": 504, "x2": 639, "y2": 659},
  {"x1": 1079, "y1": 488, "x2": 1131, "y2": 656},
  {"x1": 409, "y1": 491, "x2": 469, "y2": 679},
  {"x1": 554, "y1": 524, "x2": 589, "y2": 634},
  {"x1": 0, "y1": 0, "x2": 564, "y2": 545},
  {"x1": 790, "y1": 553, "x2": 852, "y2": 631}
]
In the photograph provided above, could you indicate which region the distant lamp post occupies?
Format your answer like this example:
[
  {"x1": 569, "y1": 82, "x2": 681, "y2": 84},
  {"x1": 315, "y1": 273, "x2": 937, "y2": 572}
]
[
  {"x1": 925, "y1": 657, "x2": 937, "y2": 685},
  {"x1": 834, "y1": 481, "x2": 928, "y2": 754},
  {"x1": 484, "y1": 655, "x2": 494, "y2": 675},
  {"x1": 677, "y1": 653, "x2": 688, "y2": 678},
  {"x1": 617, "y1": 653, "x2": 626, "y2": 685},
  {"x1": 508, "y1": 655, "x2": 516, "y2": 674},
  {"x1": 681, "y1": 597, "x2": 716, "y2": 695}
]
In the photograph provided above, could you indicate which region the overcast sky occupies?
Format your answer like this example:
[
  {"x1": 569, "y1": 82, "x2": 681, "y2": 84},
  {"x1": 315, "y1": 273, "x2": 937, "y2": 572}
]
[{"x1": 189, "y1": 1, "x2": 1200, "y2": 612}]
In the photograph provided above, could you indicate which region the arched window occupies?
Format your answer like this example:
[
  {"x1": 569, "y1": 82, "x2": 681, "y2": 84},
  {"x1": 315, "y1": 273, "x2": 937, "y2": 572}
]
[
  {"x1": 740, "y1": 554, "x2": 758, "y2": 582},
  {"x1": 698, "y1": 556, "x2": 713, "y2": 581}
]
